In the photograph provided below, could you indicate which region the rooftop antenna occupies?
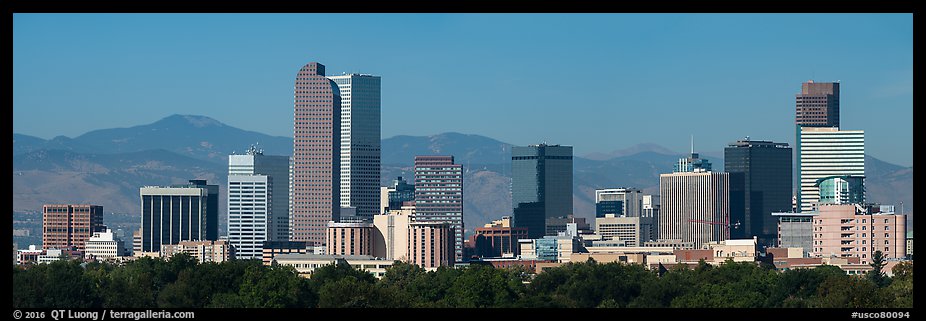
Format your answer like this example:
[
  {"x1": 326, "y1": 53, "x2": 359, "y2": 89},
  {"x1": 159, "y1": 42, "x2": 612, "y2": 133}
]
[{"x1": 690, "y1": 135, "x2": 694, "y2": 154}]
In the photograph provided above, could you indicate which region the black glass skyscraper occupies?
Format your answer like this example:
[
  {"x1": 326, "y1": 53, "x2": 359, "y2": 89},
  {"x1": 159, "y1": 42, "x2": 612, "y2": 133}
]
[
  {"x1": 512, "y1": 144, "x2": 573, "y2": 239},
  {"x1": 725, "y1": 139, "x2": 792, "y2": 248}
]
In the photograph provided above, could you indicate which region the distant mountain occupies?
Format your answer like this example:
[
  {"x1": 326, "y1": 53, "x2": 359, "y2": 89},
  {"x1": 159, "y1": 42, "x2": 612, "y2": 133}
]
[
  {"x1": 582, "y1": 143, "x2": 678, "y2": 161},
  {"x1": 12, "y1": 115, "x2": 913, "y2": 233},
  {"x1": 381, "y1": 132, "x2": 512, "y2": 165},
  {"x1": 12, "y1": 114, "x2": 293, "y2": 164},
  {"x1": 13, "y1": 148, "x2": 226, "y2": 215}
]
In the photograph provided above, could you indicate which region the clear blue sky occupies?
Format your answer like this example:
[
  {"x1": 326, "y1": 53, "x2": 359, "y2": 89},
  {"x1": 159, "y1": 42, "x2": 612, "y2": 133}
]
[{"x1": 13, "y1": 13, "x2": 913, "y2": 166}]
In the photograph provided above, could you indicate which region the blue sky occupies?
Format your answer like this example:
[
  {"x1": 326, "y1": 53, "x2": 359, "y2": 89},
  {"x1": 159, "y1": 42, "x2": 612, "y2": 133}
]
[{"x1": 13, "y1": 14, "x2": 913, "y2": 166}]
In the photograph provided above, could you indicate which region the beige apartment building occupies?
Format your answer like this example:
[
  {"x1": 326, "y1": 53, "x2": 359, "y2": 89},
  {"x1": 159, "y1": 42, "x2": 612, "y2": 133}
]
[
  {"x1": 326, "y1": 222, "x2": 373, "y2": 256},
  {"x1": 812, "y1": 204, "x2": 906, "y2": 264},
  {"x1": 160, "y1": 240, "x2": 232, "y2": 263}
]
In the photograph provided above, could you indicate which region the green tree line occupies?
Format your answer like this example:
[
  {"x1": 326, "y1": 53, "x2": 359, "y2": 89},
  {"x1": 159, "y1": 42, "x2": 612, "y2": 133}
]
[{"x1": 12, "y1": 253, "x2": 912, "y2": 308}]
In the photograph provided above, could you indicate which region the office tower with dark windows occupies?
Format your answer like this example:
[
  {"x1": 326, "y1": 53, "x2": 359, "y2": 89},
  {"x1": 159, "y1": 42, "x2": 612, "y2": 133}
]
[
  {"x1": 139, "y1": 180, "x2": 219, "y2": 253},
  {"x1": 724, "y1": 139, "x2": 792, "y2": 247},
  {"x1": 414, "y1": 155, "x2": 463, "y2": 262},
  {"x1": 511, "y1": 144, "x2": 573, "y2": 239},
  {"x1": 595, "y1": 188, "x2": 643, "y2": 218},
  {"x1": 328, "y1": 73, "x2": 381, "y2": 221},
  {"x1": 795, "y1": 80, "x2": 840, "y2": 128},
  {"x1": 228, "y1": 145, "x2": 291, "y2": 260},
  {"x1": 42, "y1": 204, "x2": 104, "y2": 251},
  {"x1": 291, "y1": 61, "x2": 341, "y2": 245}
]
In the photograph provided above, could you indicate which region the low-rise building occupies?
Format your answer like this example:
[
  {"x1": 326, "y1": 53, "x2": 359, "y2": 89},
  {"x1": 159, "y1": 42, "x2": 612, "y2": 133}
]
[
  {"x1": 272, "y1": 253, "x2": 394, "y2": 278},
  {"x1": 594, "y1": 214, "x2": 655, "y2": 247},
  {"x1": 17, "y1": 245, "x2": 43, "y2": 265},
  {"x1": 160, "y1": 240, "x2": 232, "y2": 263},
  {"x1": 519, "y1": 234, "x2": 584, "y2": 263},
  {"x1": 774, "y1": 212, "x2": 814, "y2": 256},
  {"x1": 326, "y1": 222, "x2": 373, "y2": 256},
  {"x1": 262, "y1": 241, "x2": 309, "y2": 265},
  {"x1": 702, "y1": 237, "x2": 757, "y2": 263},
  {"x1": 84, "y1": 229, "x2": 125, "y2": 261},
  {"x1": 372, "y1": 208, "x2": 412, "y2": 261},
  {"x1": 37, "y1": 249, "x2": 82, "y2": 264},
  {"x1": 471, "y1": 217, "x2": 529, "y2": 258}
]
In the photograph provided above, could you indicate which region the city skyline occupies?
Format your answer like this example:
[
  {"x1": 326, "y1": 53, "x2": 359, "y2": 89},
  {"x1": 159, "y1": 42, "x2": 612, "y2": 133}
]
[{"x1": 13, "y1": 14, "x2": 913, "y2": 167}]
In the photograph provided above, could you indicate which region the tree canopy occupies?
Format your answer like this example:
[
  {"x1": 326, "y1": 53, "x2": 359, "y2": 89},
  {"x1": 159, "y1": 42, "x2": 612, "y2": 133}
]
[{"x1": 12, "y1": 255, "x2": 913, "y2": 308}]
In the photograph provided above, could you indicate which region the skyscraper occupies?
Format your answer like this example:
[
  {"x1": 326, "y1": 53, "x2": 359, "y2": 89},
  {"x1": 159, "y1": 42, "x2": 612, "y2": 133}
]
[
  {"x1": 291, "y1": 61, "x2": 341, "y2": 245},
  {"x1": 414, "y1": 155, "x2": 463, "y2": 261},
  {"x1": 796, "y1": 127, "x2": 864, "y2": 212},
  {"x1": 328, "y1": 73, "x2": 381, "y2": 221},
  {"x1": 139, "y1": 180, "x2": 219, "y2": 253},
  {"x1": 512, "y1": 144, "x2": 573, "y2": 239},
  {"x1": 659, "y1": 154, "x2": 730, "y2": 245},
  {"x1": 228, "y1": 145, "x2": 291, "y2": 260},
  {"x1": 724, "y1": 139, "x2": 792, "y2": 247},
  {"x1": 42, "y1": 204, "x2": 104, "y2": 251},
  {"x1": 795, "y1": 81, "x2": 840, "y2": 128}
]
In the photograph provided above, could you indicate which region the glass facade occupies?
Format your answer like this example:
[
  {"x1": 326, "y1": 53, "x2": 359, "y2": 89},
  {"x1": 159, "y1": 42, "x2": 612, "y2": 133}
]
[
  {"x1": 816, "y1": 176, "x2": 865, "y2": 206},
  {"x1": 725, "y1": 140, "x2": 792, "y2": 247},
  {"x1": 139, "y1": 180, "x2": 218, "y2": 253},
  {"x1": 386, "y1": 176, "x2": 415, "y2": 211},
  {"x1": 596, "y1": 201, "x2": 624, "y2": 218},
  {"x1": 512, "y1": 144, "x2": 573, "y2": 239}
]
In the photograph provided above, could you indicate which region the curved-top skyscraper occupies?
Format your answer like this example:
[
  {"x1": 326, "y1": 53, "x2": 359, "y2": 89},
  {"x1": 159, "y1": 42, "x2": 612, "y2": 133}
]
[{"x1": 291, "y1": 62, "x2": 341, "y2": 245}]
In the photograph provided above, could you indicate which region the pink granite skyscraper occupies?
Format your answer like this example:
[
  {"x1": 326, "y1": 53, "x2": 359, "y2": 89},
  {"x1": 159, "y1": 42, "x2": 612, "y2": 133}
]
[{"x1": 291, "y1": 62, "x2": 341, "y2": 245}]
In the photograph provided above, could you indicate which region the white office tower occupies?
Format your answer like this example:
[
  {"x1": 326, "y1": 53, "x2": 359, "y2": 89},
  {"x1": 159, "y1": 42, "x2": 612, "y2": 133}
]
[
  {"x1": 84, "y1": 229, "x2": 125, "y2": 260},
  {"x1": 659, "y1": 171, "x2": 731, "y2": 246},
  {"x1": 797, "y1": 127, "x2": 865, "y2": 212},
  {"x1": 228, "y1": 145, "x2": 291, "y2": 260},
  {"x1": 328, "y1": 73, "x2": 382, "y2": 220}
]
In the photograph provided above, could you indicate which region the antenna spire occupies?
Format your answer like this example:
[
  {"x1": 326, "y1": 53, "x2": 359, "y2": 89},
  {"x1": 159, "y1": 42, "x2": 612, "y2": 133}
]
[{"x1": 690, "y1": 135, "x2": 694, "y2": 154}]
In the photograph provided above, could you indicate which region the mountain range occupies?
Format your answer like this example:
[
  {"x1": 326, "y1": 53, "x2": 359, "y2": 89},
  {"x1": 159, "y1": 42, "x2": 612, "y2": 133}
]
[{"x1": 13, "y1": 114, "x2": 914, "y2": 235}]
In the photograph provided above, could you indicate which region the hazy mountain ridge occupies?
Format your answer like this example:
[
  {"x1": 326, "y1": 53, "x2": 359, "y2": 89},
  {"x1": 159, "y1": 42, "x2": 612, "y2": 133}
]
[
  {"x1": 13, "y1": 114, "x2": 292, "y2": 164},
  {"x1": 12, "y1": 115, "x2": 913, "y2": 233}
]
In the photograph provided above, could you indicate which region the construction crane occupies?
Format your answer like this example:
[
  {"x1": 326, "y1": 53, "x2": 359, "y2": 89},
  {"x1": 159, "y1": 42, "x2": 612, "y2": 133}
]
[
  {"x1": 687, "y1": 219, "x2": 742, "y2": 230},
  {"x1": 688, "y1": 219, "x2": 740, "y2": 240}
]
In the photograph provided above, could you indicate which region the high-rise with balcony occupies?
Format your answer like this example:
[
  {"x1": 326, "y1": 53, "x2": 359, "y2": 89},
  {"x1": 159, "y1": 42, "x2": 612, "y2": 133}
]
[
  {"x1": 42, "y1": 204, "x2": 104, "y2": 251},
  {"x1": 139, "y1": 180, "x2": 219, "y2": 253},
  {"x1": 724, "y1": 139, "x2": 792, "y2": 247},
  {"x1": 414, "y1": 155, "x2": 463, "y2": 261},
  {"x1": 512, "y1": 144, "x2": 573, "y2": 239},
  {"x1": 328, "y1": 73, "x2": 381, "y2": 221},
  {"x1": 812, "y1": 204, "x2": 905, "y2": 264},
  {"x1": 292, "y1": 61, "x2": 341, "y2": 245},
  {"x1": 228, "y1": 145, "x2": 290, "y2": 260}
]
